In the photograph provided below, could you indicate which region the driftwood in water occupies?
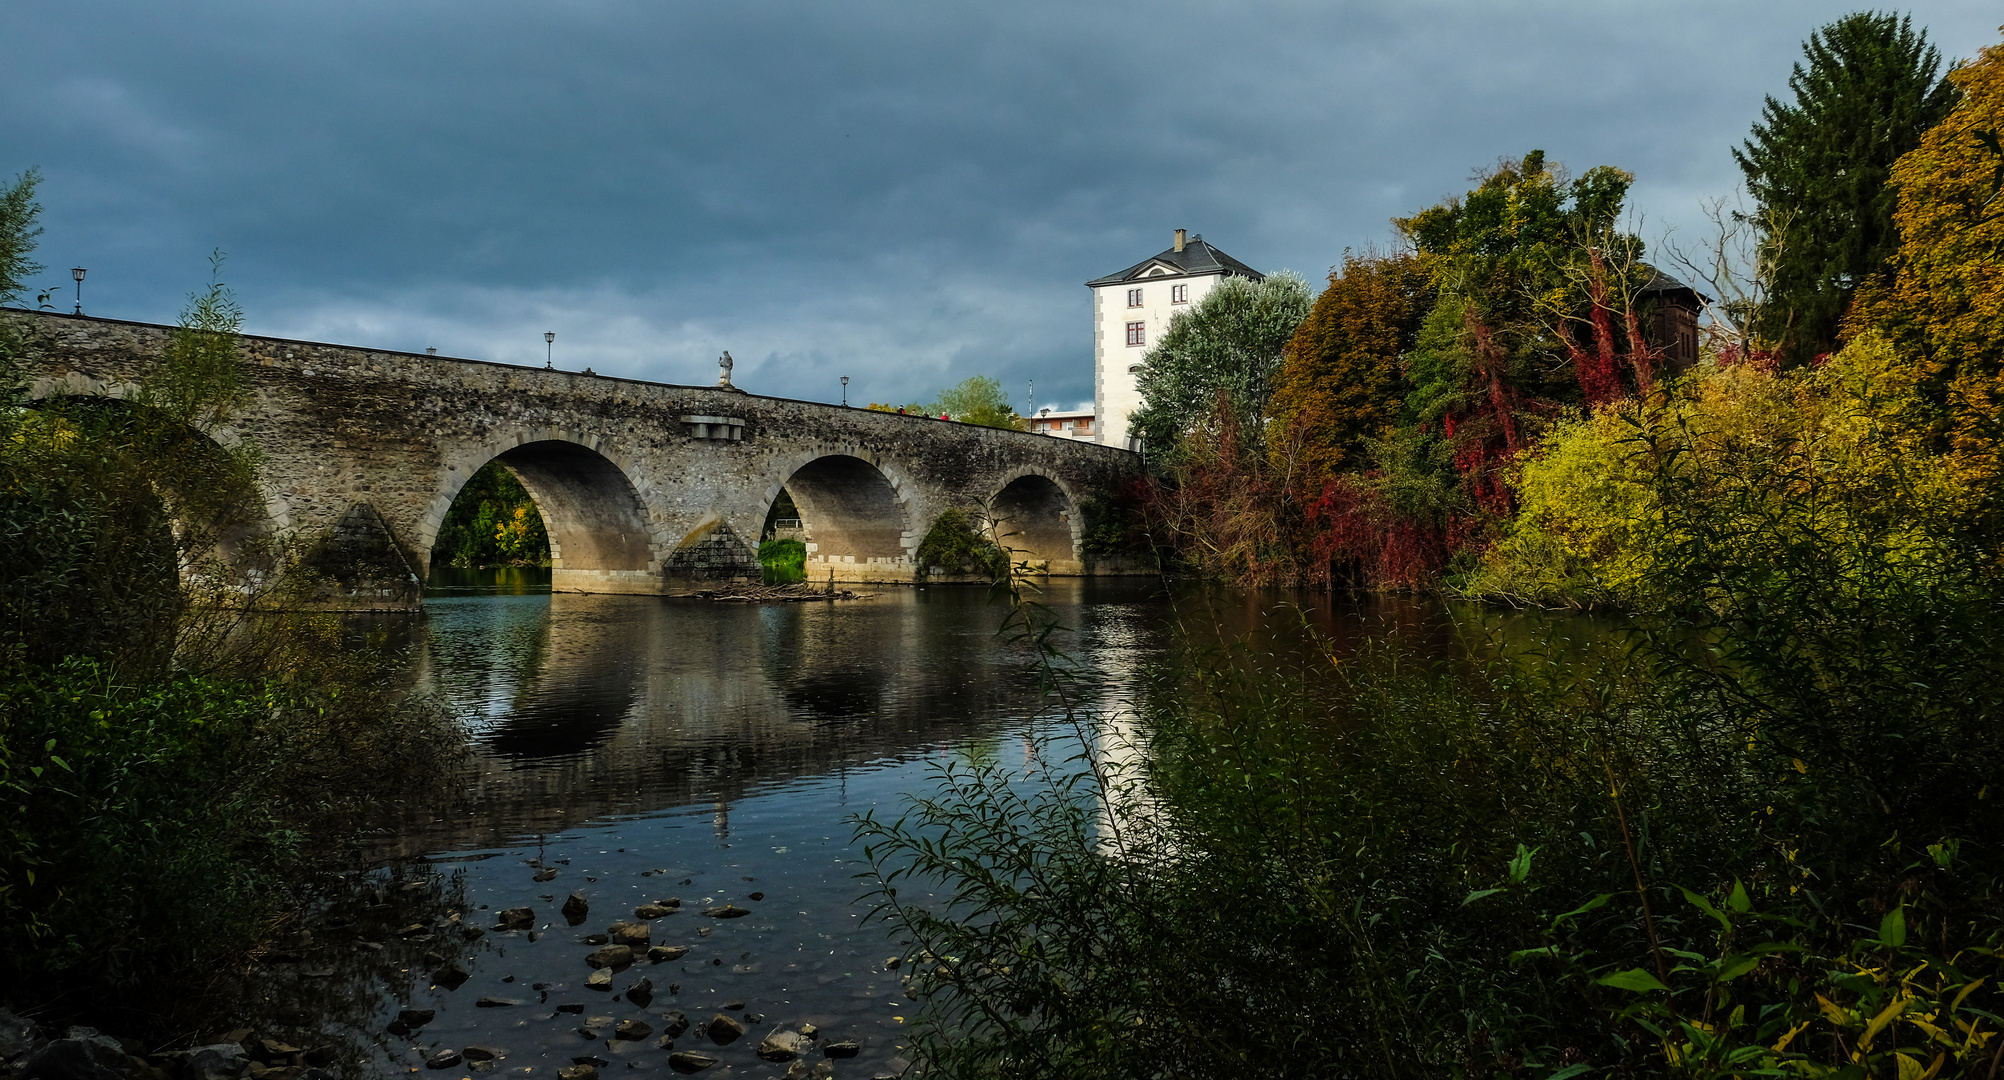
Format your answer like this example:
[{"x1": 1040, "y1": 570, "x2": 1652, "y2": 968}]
[{"x1": 681, "y1": 582, "x2": 872, "y2": 603}]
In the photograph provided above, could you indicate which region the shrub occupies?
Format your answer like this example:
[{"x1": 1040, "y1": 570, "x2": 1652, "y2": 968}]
[{"x1": 758, "y1": 537, "x2": 806, "y2": 584}]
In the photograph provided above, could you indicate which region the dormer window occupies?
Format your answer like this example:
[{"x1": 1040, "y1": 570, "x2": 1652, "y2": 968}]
[
  {"x1": 1127, "y1": 288, "x2": 1143, "y2": 307},
  {"x1": 1172, "y1": 284, "x2": 1188, "y2": 304}
]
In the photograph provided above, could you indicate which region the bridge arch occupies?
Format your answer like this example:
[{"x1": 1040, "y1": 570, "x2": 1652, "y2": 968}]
[
  {"x1": 762, "y1": 450, "x2": 915, "y2": 569},
  {"x1": 23, "y1": 374, "x2": 295, "y2": 533},
  {"x1": 986, "y1": 466, "x2": 1082, "y2": 568},
  {"x1": 424, "y1": 436, "x2": 662, "y2": 590}
]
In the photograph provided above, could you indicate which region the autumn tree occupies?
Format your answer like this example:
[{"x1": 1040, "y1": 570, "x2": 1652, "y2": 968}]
[
  {"x1": 1398, "y1": 151, "x2": 1643, "y2": 514},
  {"x1": 1736, "y1": 12, "x2": 1958, "y2": 366},
  {"x1": 1266, "y1": 250, "x2": 1431, "y2": 486},
  {"x1": 1845, "y1": 28, "x2": 2004, "y2": 475}
]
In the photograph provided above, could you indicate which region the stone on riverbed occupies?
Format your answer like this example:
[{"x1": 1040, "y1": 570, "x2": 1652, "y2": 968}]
[
  {"x1": 661, "y1": 1012, "x2": 690, "y2": 1039},
  {"x1": 474, "y1": 997, "x2": 520, "y2": 1008},
  {"x1": 424, "y1": 1049, "x2": 461, "y2": 1070},
  {"x1": 493, "y1": 907, "x2": 534, "y2": 931},
  {"x1": 666, "y1": 1051, "x2": 717, "y2": 1073},
  {"x1": 701, "y1": 905, "x2": 750, "y2": 919},
  {"x1": 755, "y1": 1030, "x2": 812, "y2": 1062},
  {"x1": 647, "y1": 945, "x2": 690, "y2": 963},
  {"x1": 179, "y1": 1043, "x2": 248, "y2": 1080},
  {"x1": 431, "y1": 959, "x2": 470, "y2": 989},
  {"x1": 16, "y1": 1028, "x2": 127, "y2": 1080},
  {"x1": 584, "y1": 945, "x2": 632, "y2": 969},
  {"x1": 555, "y1": 1066, "x2": 596, "y2": 1080},
  {"x1": 633, "y1": 902, "x2": 676, "y2": 919},
  {"x1": 562, "y1": 893, "x2": 590, "y2": 925},
  {"x1": 704, "y1": 1014, "x2": 744, "y2": 1045},
  {"x1": 624, "y1": 979, "x2": 654, "y2": 1007},
  {"x1": 397, "y1": 1009, "x2": 434, "y2": 1029},
  {"x1": 585, "y1": 969, "x2": 612, "y2": 991},
  {"x1": 607, "y1": 921, "x2": 648, "y2": 946},
  {"x1": 612, "y1": 1020, "x2": 651, "y2": 1041},
  {"x1": 462, "y1": 1047, "x2": 503, "y2": 1063},
  {"x1": 824, "y1": 1040, "x2": 861, "y2": 1058}
]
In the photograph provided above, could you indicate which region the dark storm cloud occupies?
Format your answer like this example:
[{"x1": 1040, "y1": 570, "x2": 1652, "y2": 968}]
[{"x1": 4, "y1": 1, "x2": 1998, "y2": 409}]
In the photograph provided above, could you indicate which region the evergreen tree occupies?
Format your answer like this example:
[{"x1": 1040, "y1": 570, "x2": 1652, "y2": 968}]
[{"x1": 1735, "y1": 11, "x2": 1958, "y2": 365}]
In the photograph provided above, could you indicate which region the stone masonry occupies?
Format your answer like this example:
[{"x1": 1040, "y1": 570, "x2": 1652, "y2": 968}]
[{"x1": 12, "y1": 311, "x2": 1141, "y2": 605}]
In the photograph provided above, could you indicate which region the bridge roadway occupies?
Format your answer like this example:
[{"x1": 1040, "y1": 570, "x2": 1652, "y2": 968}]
[{"x1": 13, "y1": 311, "x2": 1141, "y2": 607}]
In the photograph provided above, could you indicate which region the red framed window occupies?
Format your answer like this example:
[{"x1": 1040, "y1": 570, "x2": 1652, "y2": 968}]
[
  {"x1": 1126, "y1": 321, "x2": 1145, "y2": 347},
  {"x1": 1127, "y1": 288, "x2": 1143, "y2": 307},
  {"x1": 1172, "y1": 284, "x2": 1188, "y2": 303}
]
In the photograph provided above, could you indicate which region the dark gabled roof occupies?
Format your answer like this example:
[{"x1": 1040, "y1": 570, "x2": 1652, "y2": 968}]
[
  {"x1": 1086, "y1": 235, "x2": 1263, "y2": 287},
  {"x1": 1638, "y1": 265, "x2": 1710, "y2": 305}
]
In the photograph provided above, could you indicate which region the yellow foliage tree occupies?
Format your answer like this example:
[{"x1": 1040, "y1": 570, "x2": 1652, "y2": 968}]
[
  {"x1": 1472, "y1": 332, "x2": 1969, "y2": 606},
  {"x1": 1846, "y1": 29, "x2": 2004, "y2": 474}
]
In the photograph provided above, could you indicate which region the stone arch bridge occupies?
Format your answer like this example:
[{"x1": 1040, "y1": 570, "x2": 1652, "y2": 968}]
[{"x1": 14, "y1": 312, "x2": 1141, "y2": 607}]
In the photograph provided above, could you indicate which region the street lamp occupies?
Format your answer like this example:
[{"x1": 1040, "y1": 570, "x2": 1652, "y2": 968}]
[
  {"x1": 71, "y1": 267, "x2": 86, "y2": 316},
  {"x1": 840, "y1": 375, "x2": 849, "y2": 407},
  {"x1": 545, "y1": 331, "x2": 555, "y2": 369}
]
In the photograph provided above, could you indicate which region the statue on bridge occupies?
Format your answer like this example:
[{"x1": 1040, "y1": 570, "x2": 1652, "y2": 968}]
[{"x1": 717, "y1": 351, "x2": 736, "y2": 390}]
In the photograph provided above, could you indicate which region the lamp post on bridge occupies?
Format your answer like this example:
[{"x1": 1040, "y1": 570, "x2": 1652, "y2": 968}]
[
  {"x1": 545, "y1": 331, "x2": 554, "y2": 369},
  {"x1": 71, "y1": 267, "x2": 86, "y2": 316},
  {"x1": 841, "y1": 375, "x2": 849, "y2": 407}
]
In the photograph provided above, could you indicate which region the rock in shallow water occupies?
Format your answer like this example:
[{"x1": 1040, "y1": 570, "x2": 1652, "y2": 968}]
[
  {"x1": 431, "y1": 959, "x2": 470, "y2": 989},
  {"x1": 462, "y1": 1047, "x2": 502, "y2": 1063},
  {"x1": 585, "y1": 969, "x2": 612, "y2": 991},
  {"x1": 666, "y1": 1051, "x2": 717, "y2": 1073},
  {"x1": 561, "y1": 893, "x2": 590, "y2": 925},
  {"x1": 661, "y1": 1011, "x2": 689, "y2": 1039},
  {"x1": 612, "y1": 1020, "x2": 651, "y2": 1041},
  {"x1": 583, "y1": 945, "x2": 632, "y2": 969},
  {"x1": 396, "y1": 1009, "x2": 434, "y2": 1029},
  {"x1": 755, "y1": 1030, "x2": 812, "y2": 1062},
  {"x1": 607, "y1": 921, "x2": 649, "y2": 946},
  {"x1": 701, "y1": 905, "x2": 750, "y2": 919},
  {"x1": 493, "y1": 907, "x2": 534, "y2": 931},
  {"x1": 823, "y1": 1040, "x2": 861, "y2": 1058},
  {"x1": 647, "y1": 945, "x2": 690, "y2": 963},
  {"x1": 424, "y1": 1049, "x2": 461, "y2": 1070},
  {"x1": 555, "y1": 1066, "x2": 596, "y2": 1080},
  {"x1": 704, "y1": 1014, "x2": 744, "y2": 1045}
]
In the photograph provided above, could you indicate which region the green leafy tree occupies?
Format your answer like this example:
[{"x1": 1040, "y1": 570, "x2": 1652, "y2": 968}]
[
  {"x1": 1128, "y1": 271, "x2": 1312, "y2": 460},
  {"x1": 0, "y1": 169, "x2": 43, "y2": 306},
  {"x1": 931, "y1": 375, "x2": 1020, "y2": 429},
  {"x1": 1735, "y1": 11, "x2": 1958, "y2": 365}
]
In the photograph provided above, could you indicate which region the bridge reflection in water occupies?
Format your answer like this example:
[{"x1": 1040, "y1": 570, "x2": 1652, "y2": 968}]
[{"x1": 378, "y1": 577, "x2": 1180, "y2": 857}]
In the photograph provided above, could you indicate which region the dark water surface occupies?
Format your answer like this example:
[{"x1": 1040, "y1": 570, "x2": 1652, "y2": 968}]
[{"x1": 284, "y1": 573, "x2": 1541, "y2": 1079}]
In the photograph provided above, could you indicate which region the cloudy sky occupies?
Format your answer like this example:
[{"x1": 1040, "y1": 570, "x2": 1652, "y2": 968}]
[{"x1": 4, "y1": 2, "x2": 1998, "y2": 411}]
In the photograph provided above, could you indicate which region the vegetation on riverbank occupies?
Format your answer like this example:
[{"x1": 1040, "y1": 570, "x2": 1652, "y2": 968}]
[
  {"x1": 1132, "y1": 15, "x2": 1992, "y2": 603},
  {"x1": 430, "y1": 460, "x2": 551, "y2": 569},
  {"x1": 858, "y1": 377, "x2": 2004, "y2": 1075},
  {"x1": 0, "y1": 190, "x2": 462, "y2": 1030}
]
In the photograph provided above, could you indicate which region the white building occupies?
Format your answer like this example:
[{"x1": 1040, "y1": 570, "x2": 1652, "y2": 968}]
[
  {"x1": 1026, "y1": 406, "x2": 1098, "y2": 441},
  {"x1": 1086, "y1": 229, "x2": 1264, "y2": 450}
]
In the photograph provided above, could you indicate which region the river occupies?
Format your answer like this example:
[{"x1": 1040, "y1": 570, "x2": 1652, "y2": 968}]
[{"x1": 264, "y1": 572, "x2": 1506, "y2": 1079}]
